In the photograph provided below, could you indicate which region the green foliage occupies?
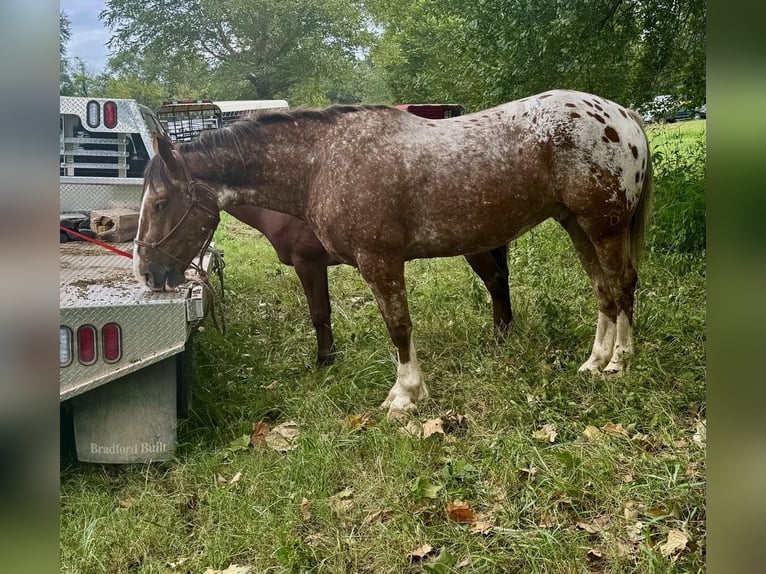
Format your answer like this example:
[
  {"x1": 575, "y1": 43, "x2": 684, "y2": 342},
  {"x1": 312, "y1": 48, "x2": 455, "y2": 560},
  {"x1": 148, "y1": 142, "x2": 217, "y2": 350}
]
[
  {"x1": 368, "y1": 0, "x2": 706, "y2": 110},
  {"x1": 647, "y1": 121, "x2": 706, "y2": 254}
]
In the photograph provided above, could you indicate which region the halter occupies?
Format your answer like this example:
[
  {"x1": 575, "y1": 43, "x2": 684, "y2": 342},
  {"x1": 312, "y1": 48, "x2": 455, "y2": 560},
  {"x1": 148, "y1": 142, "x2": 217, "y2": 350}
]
[
  {"x1": 134, "y1": 165, "x2": 221, "y2": 276},
  {"x1": 134, "y1": 166, "x2": 227, "y2": 333}
]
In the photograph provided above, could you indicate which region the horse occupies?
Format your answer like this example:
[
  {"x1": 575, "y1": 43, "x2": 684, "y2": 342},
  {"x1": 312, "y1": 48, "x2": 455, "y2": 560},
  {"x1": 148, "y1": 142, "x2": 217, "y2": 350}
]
[
  {"x1": 223, "y1": 204, "x2": 512, "y2": 366},
  {"x1": 134, "y1": 89, "x2": 652, "y2": 419}
]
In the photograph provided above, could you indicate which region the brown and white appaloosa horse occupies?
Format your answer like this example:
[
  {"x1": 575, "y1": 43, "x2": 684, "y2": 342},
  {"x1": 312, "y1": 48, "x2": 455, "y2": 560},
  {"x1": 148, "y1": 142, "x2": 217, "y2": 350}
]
[
  {"x1": 134, "y1": 89, "x2": 652, "y2": 418},
  {"x1": 224, "y1": 204, "x2": 511, "y2": 366}
]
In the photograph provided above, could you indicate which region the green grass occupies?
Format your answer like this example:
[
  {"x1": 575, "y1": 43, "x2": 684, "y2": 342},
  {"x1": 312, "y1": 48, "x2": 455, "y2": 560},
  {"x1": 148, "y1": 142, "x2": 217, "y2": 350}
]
[{"x1": 60, "y1": 123, "x2": 706, "y2": 573}]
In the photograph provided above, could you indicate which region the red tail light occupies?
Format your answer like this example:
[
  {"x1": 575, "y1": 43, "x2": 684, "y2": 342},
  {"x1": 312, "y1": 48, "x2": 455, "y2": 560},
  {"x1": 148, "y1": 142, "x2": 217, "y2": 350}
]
[
  {"x1": 103, "y1": 101, "x2": 118, "y2": 128},
  {"x1": 77, "y1": 325, "x2": 97, "y2": 365},
  {"x1": 102, "y1": 323, "x2": 122, "y2": 363}
]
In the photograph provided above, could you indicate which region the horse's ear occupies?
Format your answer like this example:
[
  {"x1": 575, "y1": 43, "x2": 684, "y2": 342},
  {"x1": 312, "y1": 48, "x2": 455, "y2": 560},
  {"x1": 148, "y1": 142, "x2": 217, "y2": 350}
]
[{"x1": 152, "y1": 132, "x2": 181, "y2": 176}]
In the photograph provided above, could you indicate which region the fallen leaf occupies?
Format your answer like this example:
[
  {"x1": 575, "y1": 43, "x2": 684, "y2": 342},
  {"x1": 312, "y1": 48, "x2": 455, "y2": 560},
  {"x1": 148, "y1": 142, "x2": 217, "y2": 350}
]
[
  {"x1": 620, "y1": 472, "x2": 635, "y2": 483},
  {"x1": 228, "y1": 471, "x2": 242, "y2": 485},
  {"x1": 533, "y1": 424, "x2": 557, "y2": 443},
  {"x1": 623, "y1": 500, "x2": 642, "y2": 521},
  {"x1": 582, "y1": 425, "x2": 603, "y2": 441},
  {"x1": 216, "y1": 474, "x2": 227, "y2": 484},
  {"x1": 586, "y1": 548, "x2": 603, "y2": 561},
  {"x1": 659, "y1": 529, "x2": 689, "y2": 558},
  {"x1": 601, "y1": 422, "x2": 629, "y2": 438},
  {"x1": 672, "y1": 438, "x2": 689, "y2": 449},
  {"x1": 250, "y1": 421, "x2": 270, "y2": 446},
  {"x1": 116, "y1": 499, "x2": 133, "y2": 512},
  {"x1": 455, "y1": 558, "x2": 472, "y2": 568},
  {"x1": 423, "y1": 418, "x2": 445, "y2": 438},
  {"x1": 265, "y1": 421, "x2": 300, "y2": 452},
  {"x1": 470, "y1": 520, "x2": 493, "y2": 534},
  {"x1": 447, "y1": 500, "x2": 476, "y2": 523},
  {"x1": 407, "y1": 543, "x2": 435, "y2": 561},
  {"x1": 616, "y1": 540, "x2": 638, "y2": 557},
  {"x1": 300, "y1": 498, "x2": 311, "y2": 520},
  {"x1": 349, "y1": 413, "x2": 375, "y2": 431},
  {"x1": 576, "y1": 521, "x2": 601, "y2": 534},
  {"x1": 328, "y1": 488, "x2": 354, "y2": 515}
]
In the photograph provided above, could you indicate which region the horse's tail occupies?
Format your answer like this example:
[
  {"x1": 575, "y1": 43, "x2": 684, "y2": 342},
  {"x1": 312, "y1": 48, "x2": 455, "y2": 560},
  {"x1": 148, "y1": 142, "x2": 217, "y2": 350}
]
[{"x1": 627, "y1": 109, "x2": 653, "y2": 267}]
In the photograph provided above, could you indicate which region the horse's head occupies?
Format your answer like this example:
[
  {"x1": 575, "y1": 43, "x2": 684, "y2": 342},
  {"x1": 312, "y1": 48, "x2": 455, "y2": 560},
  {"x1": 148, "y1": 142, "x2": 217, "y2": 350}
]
[{"x1": 133, "y1": 134, "x2": 220, "y2": 291}]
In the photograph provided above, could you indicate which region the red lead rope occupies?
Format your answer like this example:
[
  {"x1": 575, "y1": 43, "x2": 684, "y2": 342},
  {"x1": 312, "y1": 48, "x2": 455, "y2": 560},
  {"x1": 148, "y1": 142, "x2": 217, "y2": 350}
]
[{"x1": 60, "y1": 226, "x2": 134, "y2": 259}]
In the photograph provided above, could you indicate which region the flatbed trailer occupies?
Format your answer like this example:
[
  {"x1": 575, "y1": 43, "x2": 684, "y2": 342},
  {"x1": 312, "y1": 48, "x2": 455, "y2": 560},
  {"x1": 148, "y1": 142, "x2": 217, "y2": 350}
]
[{"x1": 59, "y1": 96, "x2": 220, "y2": 463}]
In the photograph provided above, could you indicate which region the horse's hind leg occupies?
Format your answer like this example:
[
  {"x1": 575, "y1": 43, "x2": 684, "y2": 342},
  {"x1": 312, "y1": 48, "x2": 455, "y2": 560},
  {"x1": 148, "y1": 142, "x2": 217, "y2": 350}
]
[
  {"x1": 464, "y1": 245, "x2": 512, "y2": 339},
  {"x1": 559, "y1": 215, "x2": 618, "y2": 373},
  {"x1": 293, "y1": 258, "x2": 336, "y2": 366},
  {"x1": 561, "y1": 215, "x2": 638, "y2": 374},
  {"x1": 355, "y1": 254, "x2": 427, "y2": 418}
]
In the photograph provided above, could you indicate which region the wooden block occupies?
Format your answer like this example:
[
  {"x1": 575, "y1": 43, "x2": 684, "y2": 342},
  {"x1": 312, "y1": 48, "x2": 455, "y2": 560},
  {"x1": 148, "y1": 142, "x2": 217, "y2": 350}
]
[{"x1": 90, "y1": 208, "x2": 139, "y2": 243}]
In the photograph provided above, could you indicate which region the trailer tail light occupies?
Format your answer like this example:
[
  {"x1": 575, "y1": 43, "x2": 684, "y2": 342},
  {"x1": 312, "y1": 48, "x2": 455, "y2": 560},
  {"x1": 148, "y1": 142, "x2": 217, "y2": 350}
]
[
  {"x1": 60, "y1": 326, "x2": 73, "y2": 367},
  {"x1": 77, "y1": 325, "x2": 98, "y2": 365},
  {"x1": 102, "y1": 323, "x2": 122, "y2": 363},
  {"x1": 86, "y1": 100, "x2": 101, "y2": 128},
  {"x1": 103, "y1": 101, "x2": 118, "y2": 128}
]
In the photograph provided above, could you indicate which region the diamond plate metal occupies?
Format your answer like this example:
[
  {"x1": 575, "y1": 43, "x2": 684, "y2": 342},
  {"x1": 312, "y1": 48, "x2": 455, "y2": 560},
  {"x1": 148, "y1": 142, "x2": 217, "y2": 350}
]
[{"x1": 59, "y1": 242, "x2": 216, "y2": 400}]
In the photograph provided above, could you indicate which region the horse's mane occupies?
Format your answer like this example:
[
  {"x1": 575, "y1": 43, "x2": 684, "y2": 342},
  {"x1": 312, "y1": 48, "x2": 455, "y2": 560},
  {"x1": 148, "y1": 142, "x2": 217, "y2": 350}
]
[
  {"x1": 179, "y1": 104, "x2": 393, "y2": 155},
  {"x1": 164, "y1": 104, "x2": 392, "y2": 183}
]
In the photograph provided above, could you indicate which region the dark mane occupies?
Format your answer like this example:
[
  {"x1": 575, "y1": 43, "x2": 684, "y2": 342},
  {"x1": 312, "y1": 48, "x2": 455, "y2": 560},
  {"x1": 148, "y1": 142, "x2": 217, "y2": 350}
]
[
  {"x1": 174, "y1": 104, "x2": 394, "y2": 181},
  {"x1": 180, "y1": 103, "x2": 393, "y2": 152}
]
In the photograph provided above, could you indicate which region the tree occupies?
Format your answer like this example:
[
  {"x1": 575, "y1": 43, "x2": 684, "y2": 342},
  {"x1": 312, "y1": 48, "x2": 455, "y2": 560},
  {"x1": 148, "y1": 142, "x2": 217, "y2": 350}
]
[
  {"x1": 101, "y1": 0, "x2": 376, "y2": 105},
  {"x1": 60, "y1": 11, "x2": 74, "y2": 95},
  {"x1": 366, "y1": 0, "x2": 706, "y2": 110}
]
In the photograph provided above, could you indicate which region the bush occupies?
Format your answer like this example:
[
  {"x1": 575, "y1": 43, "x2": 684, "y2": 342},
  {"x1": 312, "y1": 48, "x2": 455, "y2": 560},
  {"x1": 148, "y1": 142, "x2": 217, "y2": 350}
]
[{"x1": 648, "y1": 125, "x2": 706, "y2": 254}]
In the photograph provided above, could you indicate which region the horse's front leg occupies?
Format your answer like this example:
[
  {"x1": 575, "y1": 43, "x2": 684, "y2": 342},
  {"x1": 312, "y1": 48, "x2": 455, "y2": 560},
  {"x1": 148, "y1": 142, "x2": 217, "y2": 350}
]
[{"x1": 356, "y1": 254, "x2": 428, "y2": 418}]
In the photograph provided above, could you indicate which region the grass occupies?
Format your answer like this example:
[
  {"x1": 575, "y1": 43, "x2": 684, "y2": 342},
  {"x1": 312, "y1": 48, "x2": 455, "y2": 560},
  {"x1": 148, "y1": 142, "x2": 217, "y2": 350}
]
[{"x1": 60, "y1": 122, "x2": 706, "y2": 573}]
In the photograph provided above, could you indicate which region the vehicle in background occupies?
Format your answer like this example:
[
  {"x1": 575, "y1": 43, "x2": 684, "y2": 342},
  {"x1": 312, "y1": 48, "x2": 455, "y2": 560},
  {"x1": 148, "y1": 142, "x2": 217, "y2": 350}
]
[
  {"x1": 638, "y1": 94, "x2": 705, "y2": 124},
  {"x1": 395, "y1": 103, "x2": 464, "y2": 119},
  {"x1": 156, "y1": 99, "x2": 289, "y2": 143}
]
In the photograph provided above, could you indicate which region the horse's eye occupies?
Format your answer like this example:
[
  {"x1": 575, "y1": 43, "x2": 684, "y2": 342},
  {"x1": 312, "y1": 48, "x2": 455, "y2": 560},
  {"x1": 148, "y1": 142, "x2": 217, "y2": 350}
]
[{"x1": 156, "y1": 199, "x2": 168, "y2": 211}]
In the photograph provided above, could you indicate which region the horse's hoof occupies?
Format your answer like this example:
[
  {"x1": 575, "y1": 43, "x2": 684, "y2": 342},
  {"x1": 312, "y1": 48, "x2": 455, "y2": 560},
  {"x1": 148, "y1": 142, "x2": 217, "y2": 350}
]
[
  {"x1": 316, "y1": 354, "x2": 336, "y2": 367},
  {"x1": 578, "y1": 362, "x2": 603, "y2": 375},
  {"x1": 603, "y1": 362, "x2": 625, "y2": 376}
]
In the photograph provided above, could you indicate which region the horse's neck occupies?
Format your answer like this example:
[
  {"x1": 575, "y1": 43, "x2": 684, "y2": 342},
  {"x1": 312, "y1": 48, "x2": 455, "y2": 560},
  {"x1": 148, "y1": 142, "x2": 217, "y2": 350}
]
[{"x1": 199, "y1": 128, "x2": 315, "y2": 219}]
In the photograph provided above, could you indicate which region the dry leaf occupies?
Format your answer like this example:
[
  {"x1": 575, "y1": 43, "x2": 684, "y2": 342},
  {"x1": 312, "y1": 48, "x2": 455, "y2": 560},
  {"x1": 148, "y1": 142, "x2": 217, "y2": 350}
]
[
  {"x1": 601, "y1": 422, "x2": 629, "y2": 438},
  {"x1": 228, "y1": 471, "x2": 242, "y2": 485},
  {"x1": 265, "y1": 421, "x2": 300, "y2": 452},
  {"x1": 576, "y1": 521, "x2": 601, "y2": 534},
  {"x1": 447, "y1": 500, "x2": 476, "y2": 523},
  {"x1": 455, "y1": 558, "x2": 472, "y2": 568},
  {"x1": 423, "y1": 418, "x2": 445, "y2": 438},
  {"x1": 586, "y1": 548, "x2": 603, "y2": 561},
  {"x1": 616, "y1": 540, "x2": 638, "y2": 557},
  {"x1": 407, "y1": 543, "x2": 434, "y2": 561},
  {"x1": 620, "y1": 473, "x2": 635, "y2": 483},
  {"x1": 328, "y1": 488, "x2": 354, "y2": 515},
  {"x1": 250, "y1": 421, "x2": 270, "y2": 446},
  {"x1": 582, "y1": 425, "x2": 603, "y2": 441},
  {"x1": 116, "y1": 499, "x2": 133, "y2": 512},
  {"x1": 533, "y1": 424, "x2": 557, "y2": 443},
  {"x1": 216, "y1": 474, "x2": 227, "y2": 484},
  {"x1": 300, "y1": 498, "x2": 311, "y2": 521},
  {"x1": 626, "y1": 521, "x2": 645, "y2": 543},
  {"x1": 349, "y1": 413, "x2": 375, "y2": 431},
  {"x1": 659, "y1": 529, "x2": 689, "y2": 558},
  {"x1": 623, "y1": 500, "x2": 642, "y2": 521},
  {"x1": 470, "y1": 520, "x2": 493, "y2": 534}
]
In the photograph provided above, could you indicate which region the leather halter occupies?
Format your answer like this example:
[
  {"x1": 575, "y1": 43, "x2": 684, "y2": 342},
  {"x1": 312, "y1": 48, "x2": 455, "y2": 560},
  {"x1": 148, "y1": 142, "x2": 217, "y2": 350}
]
[{"x1": 134, "y1": 172, "x2": 221, "y2": 277}]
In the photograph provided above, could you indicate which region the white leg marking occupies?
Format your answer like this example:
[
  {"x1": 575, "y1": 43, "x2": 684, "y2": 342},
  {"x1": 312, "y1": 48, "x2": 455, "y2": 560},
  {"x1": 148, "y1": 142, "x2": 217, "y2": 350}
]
[
  {"x1": 579, "y1": 311, "x2": 616, "y2": 374},
  {"x1": 604, "y1": 311, "x2": 633, "y2": 374},
  {"x1": 381, "y1": 339, "x2": 428, "y2": 418}
]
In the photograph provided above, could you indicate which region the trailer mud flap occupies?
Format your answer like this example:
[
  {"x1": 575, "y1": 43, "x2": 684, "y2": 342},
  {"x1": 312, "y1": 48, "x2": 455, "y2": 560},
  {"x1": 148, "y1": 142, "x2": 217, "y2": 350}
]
[{"x1": 71, "y1": 357, "x2": 177, "y2": 463}]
